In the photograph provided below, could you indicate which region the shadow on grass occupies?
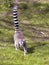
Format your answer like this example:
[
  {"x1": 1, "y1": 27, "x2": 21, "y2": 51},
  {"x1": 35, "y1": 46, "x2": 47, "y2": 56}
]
[
  {"x1": 27, "y1": 42, "x2": 46, "y2": 54},
  {"x1": 27, "y1": 46, "x2": 35, "y2": 54}
]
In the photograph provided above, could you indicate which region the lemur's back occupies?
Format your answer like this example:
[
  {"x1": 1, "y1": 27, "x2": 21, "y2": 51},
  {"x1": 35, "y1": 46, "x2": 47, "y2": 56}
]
[{"x1": 14, "y1": 31, "x2": 25, "y2": 41}]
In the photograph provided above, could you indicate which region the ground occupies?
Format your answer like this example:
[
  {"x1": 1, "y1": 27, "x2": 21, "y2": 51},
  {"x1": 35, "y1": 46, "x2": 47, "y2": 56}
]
[{"x1": 0, "y1": 2, "x2": 49, "y2": 65}]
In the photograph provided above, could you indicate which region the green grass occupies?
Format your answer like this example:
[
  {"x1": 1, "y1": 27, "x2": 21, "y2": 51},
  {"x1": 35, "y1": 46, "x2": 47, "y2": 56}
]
[
  {"x1": 0, "y1": 2, "x2": 49, "y2": 65},
  {"x1": 0, "y1": 41, "x2": 49, "y2": 65}
]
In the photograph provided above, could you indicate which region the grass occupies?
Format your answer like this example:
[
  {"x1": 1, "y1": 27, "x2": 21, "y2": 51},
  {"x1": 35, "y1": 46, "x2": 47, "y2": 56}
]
[
  {"x1": 0, "y1": 2, "x2": 49, "y2": 65},
  {"x1": 0, "y1": 41, "x2": 49, "y2": 65}
]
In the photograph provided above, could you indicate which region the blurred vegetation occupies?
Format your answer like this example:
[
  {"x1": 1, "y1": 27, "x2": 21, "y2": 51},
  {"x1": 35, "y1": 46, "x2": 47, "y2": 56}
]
[
  {"x1": 0, "y1": 0, "x2": 49, "y2": 42},
  {"x1": 0, "y1": 0, "x2": 13, "y2": 11},
  {"x1": 18, "y1": 2, "x2": 49, "y2": 23}
]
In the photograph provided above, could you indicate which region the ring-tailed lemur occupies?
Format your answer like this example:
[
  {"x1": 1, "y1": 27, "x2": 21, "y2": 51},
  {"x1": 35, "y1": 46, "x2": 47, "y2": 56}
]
[{"x1": 13, "y1": 4, "x2": 27, "y2": 55}]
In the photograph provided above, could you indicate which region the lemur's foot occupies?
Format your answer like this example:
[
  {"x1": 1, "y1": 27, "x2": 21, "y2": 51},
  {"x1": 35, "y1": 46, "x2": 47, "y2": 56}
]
[
  {"x1": 24, "y1": 50, "x2": 27, "y2": 55},
  {"x1": 16, "y1": 48, "x2": 19, "y2": 50}
]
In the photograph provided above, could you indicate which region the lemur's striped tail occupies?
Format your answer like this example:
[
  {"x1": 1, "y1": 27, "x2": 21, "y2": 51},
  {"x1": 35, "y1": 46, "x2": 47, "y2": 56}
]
[{"x1": 13, "y1": 5, "x2": 19, "y2": 31}]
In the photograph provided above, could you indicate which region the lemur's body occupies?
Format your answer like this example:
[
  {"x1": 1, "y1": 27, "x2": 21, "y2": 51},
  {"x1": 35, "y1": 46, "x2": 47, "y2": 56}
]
[{"x1": 13, "y1": 4, "x2": 27, "y2": 55}]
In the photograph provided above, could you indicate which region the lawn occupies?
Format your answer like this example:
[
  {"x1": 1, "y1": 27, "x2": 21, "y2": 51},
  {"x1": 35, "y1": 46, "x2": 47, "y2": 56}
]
[{"x1": 0, "y1": 2, "x2": 49, "y2": 65}]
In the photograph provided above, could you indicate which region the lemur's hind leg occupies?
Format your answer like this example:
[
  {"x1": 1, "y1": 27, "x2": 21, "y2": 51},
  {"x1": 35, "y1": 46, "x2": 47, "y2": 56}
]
[
  {"x1": 14, "y1": 40, "x2": 20, "y2": 50},
  {"x1": 22, "y1": 41, "x2": 27, "y2": 55}
]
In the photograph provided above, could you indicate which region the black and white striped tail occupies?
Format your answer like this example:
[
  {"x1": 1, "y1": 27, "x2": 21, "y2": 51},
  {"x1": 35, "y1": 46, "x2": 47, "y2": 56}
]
[{"x1": 13, "y1": 5, "x2": 19, "y2": 31}]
